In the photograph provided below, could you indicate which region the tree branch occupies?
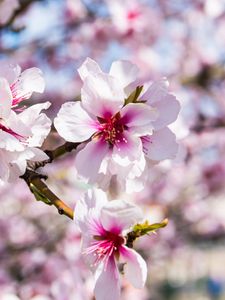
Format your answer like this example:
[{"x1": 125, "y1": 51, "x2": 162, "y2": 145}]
[
  {"x1": 21, "y1": 170, "x2": 74, "y2": 220},
  {"x1": 29, "y1": 141, "x2": 80, "y2": 170},
  {"x1": 0, "y1": 0, "x2": 44, "y2": 31},
  {"x1": 21, "y1": 141, "x2": 81, "y2": 220}
]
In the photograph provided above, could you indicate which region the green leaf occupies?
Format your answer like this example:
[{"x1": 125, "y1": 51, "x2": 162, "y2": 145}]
[
  {"x1": 124, "y1": 85, "x2": 144, "y2": 105},
  {"x1": 133, "y1": 218, "x2": 168, "y2": 237},
  {"x1": 30, "y1": 183, "x2": 52, "y2": 205}
]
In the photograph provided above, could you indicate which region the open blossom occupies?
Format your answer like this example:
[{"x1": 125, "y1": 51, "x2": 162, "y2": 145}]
[
  {"x1": 75, "y1": 188, "x2": 147, "y2": 300},
  {"x1": 0, "y1": 64, "x2": 51, "y2": 182},
  {"x1": 106, "y1": 0, "x2": 159, "y2": 38},
  {"x1": 54, "y1": 58, "x2": 180, "y2": 191}
]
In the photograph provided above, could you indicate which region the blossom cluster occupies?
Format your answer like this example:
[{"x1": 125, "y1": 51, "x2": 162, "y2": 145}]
[
  {"x1": 0, "y1": 58, "x2": 180, "y2": 299},
  {"x1": 1, "y1": 0, "x2": 225, "y2": 298},
  {"x1": 0, "y1": 63, "x2": 51, "y2": 183}
]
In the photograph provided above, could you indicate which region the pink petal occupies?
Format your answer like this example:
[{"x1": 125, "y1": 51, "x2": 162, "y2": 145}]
[
  {"x1": 109, "y1": 60, "x2": 139, "y2": 88},
  {"x1": 94, "y1": 257, "x2": 120, "y2": 300},
  {"x1": 121, "y1": 103, "x2": 158, "y2": 136},
  {"x1": 54, "y1": 102, "x2": 96, "y2": 142},
  {"x1": 112, "y1": 133, "x2": 143, "y2": 163},
  {"x1": 78, "y1": 57, "x2": 102, "y2": 81},
  {"x1": 101, "y1": 200, "x2": 143, "y2": 233},
  {"x1": 75, "y1": 139, "x2": 109, "y2": 183},
  {"x1": 143, "y1": 127, "x2": 178, "y2": 161},
  {"x1": 81, "y1": 72, "x2": 125, "y2": 117},
  {"x1": 152, "y1": 94, "x2": 180, "y2": 130},
  {"x1": 120, "y1": 246, "x2": 147, "y2": 289},
  {"x1": 0, "y1": 78, "x2": 12, "y2": 119}
]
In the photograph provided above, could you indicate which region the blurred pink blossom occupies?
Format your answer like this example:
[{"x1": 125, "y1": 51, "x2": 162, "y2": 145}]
[{"x1": 0, "y1": 0, "x2": 19, "y2": 25}]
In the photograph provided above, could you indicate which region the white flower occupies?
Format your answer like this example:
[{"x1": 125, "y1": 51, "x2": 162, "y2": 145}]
[
  {"x1": 54, "y1": 58, "x2": 180, "y2": 191},
  {"x1": 0, "y1": 64, "x2": 51, "y2": 182}
]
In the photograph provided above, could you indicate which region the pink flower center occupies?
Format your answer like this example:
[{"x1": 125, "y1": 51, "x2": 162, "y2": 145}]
[
  {"x1": 96, "y1": 113, "x2": 127, "y2": 148},
  {"x1": 84, "y1": 230, "x2": 125, "y2": 268},
  {"x1": 127, "y1": 9, "x2": 140, "y2": 21}
]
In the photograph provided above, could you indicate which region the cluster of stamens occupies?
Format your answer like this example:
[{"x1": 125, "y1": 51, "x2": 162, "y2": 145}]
[
  {"x1": 10, "y1": 81, "x2": 28, "y2": 108},
  {"x1": 96, "y1": 113, "x2": 127, "y2": 148},
  {"x1": 84, "y1": 231, "x2": 125, "y2": 268}
]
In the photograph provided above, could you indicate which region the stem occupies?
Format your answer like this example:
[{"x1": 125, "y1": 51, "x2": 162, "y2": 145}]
[
  {"x1": 45, "y1": 141, "x2": 80, "y2": 162},
  {"x1": 22, "y1": 141, "x2": 81, "y2": 220},
  {"x1": 21, "y1": 170, "x2": 74, "y2": 220},
  {"x1": 21, "y1": 131, "x2": 91, "y2": 219}
]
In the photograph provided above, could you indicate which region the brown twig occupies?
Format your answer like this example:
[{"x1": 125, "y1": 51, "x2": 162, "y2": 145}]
[
  {"x1": 21, "y1": 170, "x2": 74, "y2": 220},
  {"x1": 21, "y1": 141, "x2": 81, "y2": 220},
  {"x1": 29, "y1": 141, "x2": 80, "y2": 170}
]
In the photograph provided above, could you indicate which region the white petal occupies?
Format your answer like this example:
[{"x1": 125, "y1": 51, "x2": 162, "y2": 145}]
[
  {"x1": 75, "y1": 140, "x2": 109, "y2": 183},
  {"x1": 0, "y1": 130, "x2": 24, "y2": 151},
  {"x1": 141, "y1": 78, "x2": 169, "y2": 104},
  {"x1": 143, "y1": 127, "x2": 178, "y2": 161},
  {"x1": 0, "y1": 150, "x2": 10, "y2": 181},
  {"x1": 0, "y1": 78, "x2": 12, "y2": 119},
  {"x1": 54, "y1": 101, "x2": 96, "y2": 142},
  {"x1": 94, "y1": 258, "x2": 120, "y2": 300},
  {"x1": 120, "y1": 246, "x2": 147, "y2": 289},
  {"x1": 28, "y1": 148, "x2": 49, "y2": 161},
  {"x1": 81, "y1": 73, "x2": 125, "y2": 117},
  {"x1": 19, "y1": 101, "x2": 50, "y2": 121},
  {"x1": 19, "y1": 102, "x2": 51, "y2": 147},
  {"x1": 16, "y1": 67, "x2": 45, "y2": 97},
  {"x1": 0, "y1": 62, "x2": 21, "y2": 84},
  {"x1": 101, "y1": 200, "x2": 143, "y2": 233},
  {"x1": 75, "y1": 188, "x2": 108, "y2": 232},
  {"x1": 6, "y1": 110, "x2": 32, "y2": 137},
  {"x1": 10, "y1": 147, "x2": 40, "y2": 165},
  {"x1": 8, "y1": 160, "x2": 27, "y2": 181},
  {"x1": 109, "y1": 60, "x2": 139, "y2": 88},
  {"x1": 1, "y1": 150, "x2": 29, "y2": 182},
  {"x1": 78, "y1": 57, "x2": 102, "y2": 81},
  {"x1": 121, "y1": 103, "x2": 158, "y2": 136},
  {"x1": 152, "y1": 94, "x2": 180, "y2": 130}
]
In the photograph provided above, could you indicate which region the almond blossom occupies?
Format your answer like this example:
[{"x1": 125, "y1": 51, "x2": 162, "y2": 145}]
[
  {"x1": 54, "y1": 58, "x2": 180, "y2": 191},
  {"x1": 75, "y1": 188, "x2": 147, "y2": 300},
  {"x1": 0, "y1": 64, "x2": 51, "y2": 182}
]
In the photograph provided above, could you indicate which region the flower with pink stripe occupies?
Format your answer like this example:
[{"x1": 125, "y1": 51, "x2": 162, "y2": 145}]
[{"x1": 75, "y1": 188, "x2": 147, "y2": 300}]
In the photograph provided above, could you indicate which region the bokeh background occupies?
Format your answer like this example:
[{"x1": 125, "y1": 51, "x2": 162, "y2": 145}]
[{"x1": 1, "y1": 0, "x2": 225, "y2": 299}]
